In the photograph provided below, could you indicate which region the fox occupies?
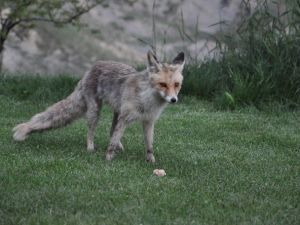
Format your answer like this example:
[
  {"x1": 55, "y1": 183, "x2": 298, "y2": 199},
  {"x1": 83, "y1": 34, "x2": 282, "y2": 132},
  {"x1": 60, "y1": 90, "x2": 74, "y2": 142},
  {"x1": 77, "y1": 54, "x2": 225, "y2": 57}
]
[{"x1": 12, "y1": 51, "x2": 185, "y2": 162}]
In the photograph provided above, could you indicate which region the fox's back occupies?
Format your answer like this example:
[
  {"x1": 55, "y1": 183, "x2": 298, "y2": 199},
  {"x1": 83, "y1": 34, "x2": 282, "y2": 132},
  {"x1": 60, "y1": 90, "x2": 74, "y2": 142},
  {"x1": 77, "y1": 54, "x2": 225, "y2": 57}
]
[
  {"x1": 91, "y1": 61, "x2": 136, "y2": 78},
  {"x1": 81, "y1": 61, "x2": 137, "y2": 109}
]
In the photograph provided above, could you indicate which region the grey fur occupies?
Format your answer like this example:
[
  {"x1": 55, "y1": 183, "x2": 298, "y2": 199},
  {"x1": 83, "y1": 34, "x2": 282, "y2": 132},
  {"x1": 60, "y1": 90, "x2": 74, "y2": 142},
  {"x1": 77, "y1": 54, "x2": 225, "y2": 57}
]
[{"x1": 13, "y1": 52, "x2": 185, "y2": 162}]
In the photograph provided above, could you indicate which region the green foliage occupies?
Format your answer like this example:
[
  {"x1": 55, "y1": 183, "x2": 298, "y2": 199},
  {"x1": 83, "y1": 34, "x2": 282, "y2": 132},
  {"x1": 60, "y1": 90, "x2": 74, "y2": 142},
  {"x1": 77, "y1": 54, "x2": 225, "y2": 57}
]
[
  {"x1": 181, "y1": 61, "x2": 224, "y2": 99},
  {"x1": 0, "y1": 75, "x2": 79, "y2": 102},
  {"x1": 181, "y1": 1, "x2": 300, "y2": 109}
]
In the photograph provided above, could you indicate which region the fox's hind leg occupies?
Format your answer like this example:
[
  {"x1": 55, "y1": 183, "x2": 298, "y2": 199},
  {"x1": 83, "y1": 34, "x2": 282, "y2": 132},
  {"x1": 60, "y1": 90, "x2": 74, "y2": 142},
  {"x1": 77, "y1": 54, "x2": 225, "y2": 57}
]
[
  {"x1": 86, "y1": 99, "x2": 102, "y2": 152},
  {"x1": 106, "y1": 116, "x2": 127, "y2": 161},
  {"x1": 110, "y1": 112, "x2": 124, "y2": 152}
]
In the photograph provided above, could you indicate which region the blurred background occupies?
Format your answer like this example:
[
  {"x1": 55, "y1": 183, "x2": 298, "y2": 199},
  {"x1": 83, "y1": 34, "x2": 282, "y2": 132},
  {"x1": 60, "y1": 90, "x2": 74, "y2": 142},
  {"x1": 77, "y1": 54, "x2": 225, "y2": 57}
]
[
  {"x1": 2, "y1": 0, "x2": 285, "y2": 75},
  {"x1": 1, "y1": 0, "x2": 299, "y2": 108}
]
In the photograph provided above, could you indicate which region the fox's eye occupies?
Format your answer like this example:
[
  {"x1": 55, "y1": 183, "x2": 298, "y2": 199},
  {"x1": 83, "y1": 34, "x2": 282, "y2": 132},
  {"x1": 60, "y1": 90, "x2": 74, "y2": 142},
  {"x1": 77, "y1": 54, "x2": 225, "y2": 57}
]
[
  {"x1": 175, "y1": 82, "x2": 180, "y2": 87},
  {"x1": 159, "y1": 82, "x2": 167, "y2": 88}
]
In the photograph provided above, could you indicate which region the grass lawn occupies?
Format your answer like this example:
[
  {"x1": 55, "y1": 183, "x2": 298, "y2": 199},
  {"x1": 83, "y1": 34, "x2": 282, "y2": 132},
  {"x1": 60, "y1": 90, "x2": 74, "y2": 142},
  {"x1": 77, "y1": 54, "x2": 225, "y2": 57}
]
[{"x1": 0, "y1": 92, "x2": 299, "y2": 225}]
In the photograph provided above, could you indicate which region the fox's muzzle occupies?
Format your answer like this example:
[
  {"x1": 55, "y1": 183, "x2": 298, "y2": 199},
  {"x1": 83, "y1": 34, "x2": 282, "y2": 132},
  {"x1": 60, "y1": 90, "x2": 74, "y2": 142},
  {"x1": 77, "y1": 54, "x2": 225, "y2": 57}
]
[
  {"x1": 170, "y1": 97, "x2": 177, "y2": 103},
  {"x1": 165, "y1": 96, "x2": 178, "y2": 103}
]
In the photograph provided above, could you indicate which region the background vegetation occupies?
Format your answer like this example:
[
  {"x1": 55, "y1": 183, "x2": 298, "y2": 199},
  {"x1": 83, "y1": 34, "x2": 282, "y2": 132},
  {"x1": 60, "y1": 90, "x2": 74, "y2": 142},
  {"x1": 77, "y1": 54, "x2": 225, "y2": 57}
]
[
  {"x1": 3, "y1": 1, "x2": 298, "y2": 110},
  {"x1": 181, "y1": 0, "x2": 300, "y2": 109}
]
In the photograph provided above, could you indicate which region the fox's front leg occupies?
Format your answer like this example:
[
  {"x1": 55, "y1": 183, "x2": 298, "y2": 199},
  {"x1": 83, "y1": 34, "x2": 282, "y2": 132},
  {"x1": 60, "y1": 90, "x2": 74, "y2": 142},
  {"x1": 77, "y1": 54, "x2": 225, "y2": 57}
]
[
  {"x1": 106, "y1": 117, "x2": 126, "y2": 161},
  {"x1": 143, "y1": 120, "x2": 155, "y2": 163}
]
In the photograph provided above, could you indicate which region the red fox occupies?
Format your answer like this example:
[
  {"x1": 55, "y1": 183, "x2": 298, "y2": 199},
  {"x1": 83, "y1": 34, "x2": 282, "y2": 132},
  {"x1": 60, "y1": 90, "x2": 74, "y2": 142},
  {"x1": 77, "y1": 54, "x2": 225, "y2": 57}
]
[{"x1": 13, "y1": 51, "x2": 185, "y2": 162}]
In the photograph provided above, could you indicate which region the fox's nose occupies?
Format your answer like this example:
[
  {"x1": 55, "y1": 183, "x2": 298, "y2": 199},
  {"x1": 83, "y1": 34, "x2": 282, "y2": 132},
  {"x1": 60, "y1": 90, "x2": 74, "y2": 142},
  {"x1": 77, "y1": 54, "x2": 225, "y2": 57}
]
[{"x1": 170, "y1": 97, "x2": 177, "y2": 103}]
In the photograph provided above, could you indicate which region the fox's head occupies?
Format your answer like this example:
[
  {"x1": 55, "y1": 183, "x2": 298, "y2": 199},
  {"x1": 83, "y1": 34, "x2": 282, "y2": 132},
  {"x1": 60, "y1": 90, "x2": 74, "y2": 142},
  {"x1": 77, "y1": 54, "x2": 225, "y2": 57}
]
[{"x1": 147, "y1": 51, "x2": 185, "y2": 103}]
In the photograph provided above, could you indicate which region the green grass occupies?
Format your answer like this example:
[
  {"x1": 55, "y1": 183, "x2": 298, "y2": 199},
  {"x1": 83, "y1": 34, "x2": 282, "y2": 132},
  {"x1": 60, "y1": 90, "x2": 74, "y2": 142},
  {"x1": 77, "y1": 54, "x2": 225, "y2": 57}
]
[{"x1": 0, "y1": 77, "x2": 299, "y2": 225}]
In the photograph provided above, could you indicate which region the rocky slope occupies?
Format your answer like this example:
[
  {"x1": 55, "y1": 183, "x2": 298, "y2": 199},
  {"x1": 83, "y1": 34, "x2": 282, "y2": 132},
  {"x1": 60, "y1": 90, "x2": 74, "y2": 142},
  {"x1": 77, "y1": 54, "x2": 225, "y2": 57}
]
[{"x1": 3, "y1": 0, "x2": 284, "y2": 75}]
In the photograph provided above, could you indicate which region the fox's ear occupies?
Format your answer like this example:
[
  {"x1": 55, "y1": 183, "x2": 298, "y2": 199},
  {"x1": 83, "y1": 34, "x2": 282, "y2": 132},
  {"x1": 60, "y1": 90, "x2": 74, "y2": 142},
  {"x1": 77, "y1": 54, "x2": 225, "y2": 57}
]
[
  {"x1": 147, "y1": 50, "x2": 162, "y2": 72},
  {"x1": 172, "y1": 52, "x2": 185, "y2": 73},
  {"x1": 172, "y1": 52, "x2": 185, "y2": 65}
]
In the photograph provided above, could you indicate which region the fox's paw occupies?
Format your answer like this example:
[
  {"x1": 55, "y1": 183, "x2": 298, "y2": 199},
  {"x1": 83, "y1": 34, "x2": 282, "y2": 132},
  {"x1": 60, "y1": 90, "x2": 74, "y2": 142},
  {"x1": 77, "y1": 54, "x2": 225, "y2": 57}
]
[
  {"x1": 105, "y1": 150, "x2": 116, "y2": 161},
  {"x1": 146, "y1": 153, "x2": 155, "y2": 163},
  {"x1": 115, "y1": 142, "x2": 124, "y2": 153},
  {"x1": 87, "y1": 143, "x2": 97, "y2": 153}
]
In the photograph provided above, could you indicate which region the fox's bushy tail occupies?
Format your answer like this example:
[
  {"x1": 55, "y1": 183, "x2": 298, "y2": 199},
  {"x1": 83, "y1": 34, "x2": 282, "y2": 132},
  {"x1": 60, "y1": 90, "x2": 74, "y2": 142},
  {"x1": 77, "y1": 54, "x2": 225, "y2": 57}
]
[{"x1": 13, "y1": 89, "x2": 86, "y2": 141}]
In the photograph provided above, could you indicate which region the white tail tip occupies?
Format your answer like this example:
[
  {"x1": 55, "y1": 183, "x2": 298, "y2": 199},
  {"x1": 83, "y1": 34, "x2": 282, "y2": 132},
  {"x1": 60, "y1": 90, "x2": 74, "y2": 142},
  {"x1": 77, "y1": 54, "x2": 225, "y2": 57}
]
[{"x1": 12, "y1": 123, "x2": 30, "y2": 141}]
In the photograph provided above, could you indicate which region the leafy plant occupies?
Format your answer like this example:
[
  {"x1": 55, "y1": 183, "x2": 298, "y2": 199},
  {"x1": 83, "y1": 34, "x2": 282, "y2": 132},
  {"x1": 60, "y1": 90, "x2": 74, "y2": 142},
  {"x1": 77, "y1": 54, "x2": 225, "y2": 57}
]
[{"x1": 181, "y1": 0, "x2": 300, "y2": 109}]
